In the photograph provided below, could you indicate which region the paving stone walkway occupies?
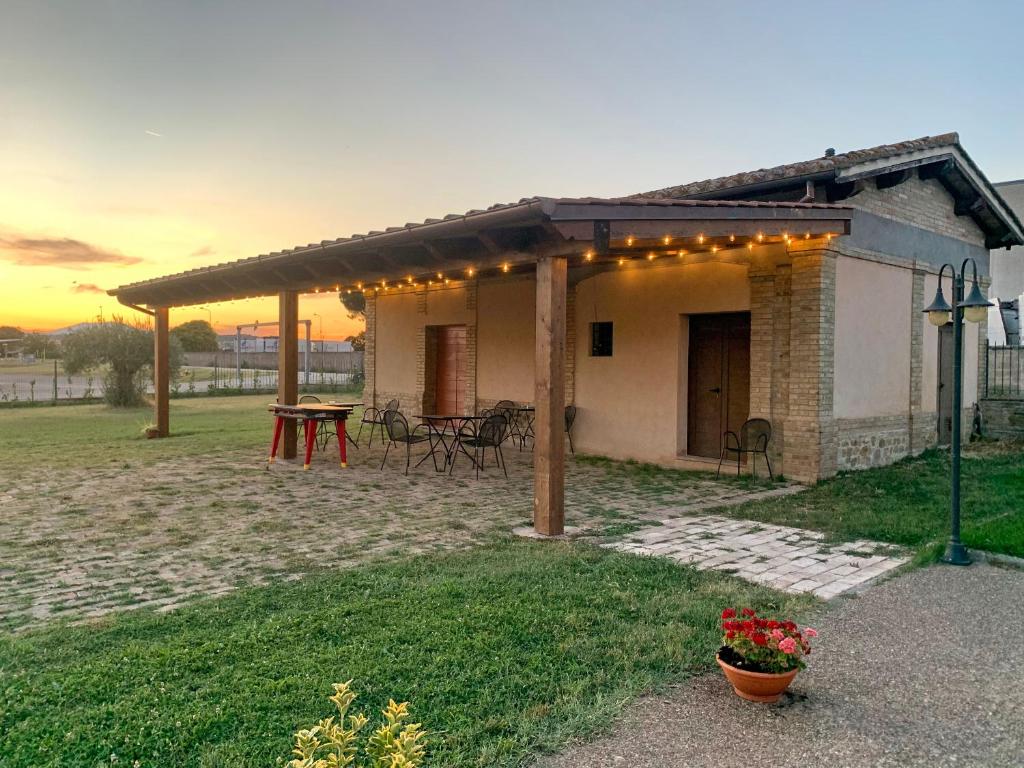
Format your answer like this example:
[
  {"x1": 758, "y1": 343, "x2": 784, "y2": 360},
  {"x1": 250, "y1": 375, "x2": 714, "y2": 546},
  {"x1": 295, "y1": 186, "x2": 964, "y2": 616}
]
[
  {"x1": 603, "y1": 515, "x2": 909, "y2": 598},
  {"x1": 0, "y1": 444, "x2": 786, "y2": 633}
]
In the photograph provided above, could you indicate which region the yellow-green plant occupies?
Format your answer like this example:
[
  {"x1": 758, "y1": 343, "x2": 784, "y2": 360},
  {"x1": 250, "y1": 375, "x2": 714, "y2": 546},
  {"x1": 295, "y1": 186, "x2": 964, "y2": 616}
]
[{"x1": 287, "y1": 682, "x2": 426, "y2": 768}]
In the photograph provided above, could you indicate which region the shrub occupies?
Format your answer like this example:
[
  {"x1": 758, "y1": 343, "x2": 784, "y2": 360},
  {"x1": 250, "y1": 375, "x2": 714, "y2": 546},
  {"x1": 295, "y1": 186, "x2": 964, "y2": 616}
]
[
  {"x1": 62, "y1": 317, "x2": 182, "y2": 407},
  {"x1": 287, "y1": 682, "x2": 426, "y2": 768}
]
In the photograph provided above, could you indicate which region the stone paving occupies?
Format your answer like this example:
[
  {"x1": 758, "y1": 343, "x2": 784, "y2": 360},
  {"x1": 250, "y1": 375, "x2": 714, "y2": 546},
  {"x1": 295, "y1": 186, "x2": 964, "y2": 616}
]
[
  {"x1": 603, "y1": 514, "x2": 909, "y2": 599},
  {"x1": 0, "y1": 441, "x2": 790, "y2": 633}
]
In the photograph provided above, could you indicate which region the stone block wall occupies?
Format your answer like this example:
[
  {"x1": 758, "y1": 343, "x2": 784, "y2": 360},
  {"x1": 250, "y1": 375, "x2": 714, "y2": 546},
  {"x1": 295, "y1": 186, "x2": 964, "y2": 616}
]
[{"x1": 981, "y1": 399, "x2": 1024, "y2": 440}]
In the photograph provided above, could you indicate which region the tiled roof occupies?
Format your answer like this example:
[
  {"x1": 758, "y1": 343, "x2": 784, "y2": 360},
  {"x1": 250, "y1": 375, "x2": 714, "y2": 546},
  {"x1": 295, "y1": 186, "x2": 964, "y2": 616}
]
[
  {"x1": 110, "y1": 197, "x2": 849, "y2": 295},
  {"x1": 634, "y1": 133, "x2": 961, "y2": 199}
]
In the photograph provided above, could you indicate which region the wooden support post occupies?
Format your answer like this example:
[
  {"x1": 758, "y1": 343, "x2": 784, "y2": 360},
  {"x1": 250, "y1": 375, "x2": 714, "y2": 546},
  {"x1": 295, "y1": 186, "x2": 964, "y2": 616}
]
[
  {"x1": 153, "y1": 306, "x2": 170, "y2": 437},
  {"x1": 533, "y1": 255, "x2": 567, "y2": 536},
  {"x1": 278, "y1": 291, "x2": 299, "y2": 460}
]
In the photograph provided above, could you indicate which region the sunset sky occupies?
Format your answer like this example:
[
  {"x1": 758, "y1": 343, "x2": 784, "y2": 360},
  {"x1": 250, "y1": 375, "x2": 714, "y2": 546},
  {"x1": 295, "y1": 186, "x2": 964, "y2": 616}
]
[{"x1": 2, "y1": 1, "x2": 1023, "y2": 339}]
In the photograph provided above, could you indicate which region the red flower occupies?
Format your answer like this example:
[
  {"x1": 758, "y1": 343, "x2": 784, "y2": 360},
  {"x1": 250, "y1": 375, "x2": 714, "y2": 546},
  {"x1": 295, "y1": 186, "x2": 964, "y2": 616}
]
[
  {"x1": 726, "y1": 630, "x2": 736, "y2": 640},
  {"x1": 721, "y1": 608, "x2": 736, "y2": 619},
  {"x1": 751, "y1": 632, "x2": 768, "y2": 646},
  {"x1": 741, "y1": 608, "x2": 757, "y2": 618}
]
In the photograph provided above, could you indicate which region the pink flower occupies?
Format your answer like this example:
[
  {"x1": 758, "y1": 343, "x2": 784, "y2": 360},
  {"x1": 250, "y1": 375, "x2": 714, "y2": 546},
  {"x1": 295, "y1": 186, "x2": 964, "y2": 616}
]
[
  {"x1": 804, "y1": 628, "x2": 818, "y2": 638},
  {"x1": 771, "y1": 628, "x2": 785, "y2": 640},
  {"x1": 778, "y1": 637, "x2": 798, "y2": 654}
]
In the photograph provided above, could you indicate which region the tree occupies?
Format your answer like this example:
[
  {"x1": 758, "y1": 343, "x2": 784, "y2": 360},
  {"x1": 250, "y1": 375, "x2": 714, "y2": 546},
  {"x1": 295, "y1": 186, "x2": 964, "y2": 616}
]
[
  {"x1": 170, "y1": 319, "x2": 219, "y2": 352},
  {"x1": 339, "y1": 291, "x2": 366, "y2": 320},
  {"x1": 21, "y1": 332, "x2": 59, "y2": 359},
  {"x1": 63, "y1": 317, "x2": 182, "y2": 407},
  {"x1": 0, "y1": 325, "x2": 24, "y2": 339},
  {"x1": 346, "y1": 330, "x2": 365, "y2": 351}
]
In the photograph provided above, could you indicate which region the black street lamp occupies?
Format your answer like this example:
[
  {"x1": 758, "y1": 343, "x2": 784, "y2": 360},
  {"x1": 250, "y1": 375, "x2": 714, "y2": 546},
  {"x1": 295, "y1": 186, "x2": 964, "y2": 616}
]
[{"x1": 923, "y1": 258, "x2": 992, "y2": 566}]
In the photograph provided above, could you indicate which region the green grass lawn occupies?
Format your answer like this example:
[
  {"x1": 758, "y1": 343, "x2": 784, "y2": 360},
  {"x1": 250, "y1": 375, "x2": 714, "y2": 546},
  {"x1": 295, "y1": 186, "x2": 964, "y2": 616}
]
[
  {"x1": 720, "y1": 444, "x2": 1024, "y2": 559},
  {"x1": 0, "y1": 541, "x2": 812, "y2": 768},
  {"x1": 0, "y1": 393, "x2": 362, "y2": 474}
]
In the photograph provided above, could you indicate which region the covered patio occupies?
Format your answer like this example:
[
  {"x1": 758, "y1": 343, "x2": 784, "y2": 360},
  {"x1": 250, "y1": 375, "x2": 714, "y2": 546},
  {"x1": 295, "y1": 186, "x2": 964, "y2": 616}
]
[{"x1": 109, "y1": 197, "x2": 853, "y2": 536}]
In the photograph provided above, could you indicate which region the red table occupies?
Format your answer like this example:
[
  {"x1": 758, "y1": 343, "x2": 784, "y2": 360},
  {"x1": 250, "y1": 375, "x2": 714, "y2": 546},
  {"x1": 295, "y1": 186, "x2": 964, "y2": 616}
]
[{"x1": 267, "y1": 403, "x2": 354, "y2": 470}]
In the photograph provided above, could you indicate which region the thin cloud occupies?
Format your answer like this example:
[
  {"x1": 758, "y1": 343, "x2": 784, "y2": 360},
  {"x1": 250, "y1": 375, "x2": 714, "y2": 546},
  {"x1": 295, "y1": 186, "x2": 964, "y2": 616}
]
[
  {"x1": 0, "y1": 233, "x2": 142, "y2": 270},
  {"x1": 190, "y1": 245, "x2": 215, "y2": 258},
  {"x1": 145, "y1": 129, "x2": 163, "y2": 137},
  {"x1": 71, "y1": 282, "x2": 106, "y2": 294}
]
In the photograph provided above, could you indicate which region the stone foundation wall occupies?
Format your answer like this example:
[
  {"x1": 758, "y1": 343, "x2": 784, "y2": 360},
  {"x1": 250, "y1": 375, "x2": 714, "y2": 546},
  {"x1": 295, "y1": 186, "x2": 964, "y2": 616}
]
[
  {"x1": 981, "y1": 399, "x2": 1024, "y2": 440},
  {"x1": 835, "y1": 415, "x2": 911, "y2": 470}
]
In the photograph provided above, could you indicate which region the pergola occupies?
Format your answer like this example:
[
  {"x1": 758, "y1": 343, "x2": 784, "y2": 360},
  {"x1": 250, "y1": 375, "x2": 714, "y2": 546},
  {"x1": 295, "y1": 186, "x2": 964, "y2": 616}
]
[{"x1": 110, "y1": 196, "x2": 852, "y2": 535}]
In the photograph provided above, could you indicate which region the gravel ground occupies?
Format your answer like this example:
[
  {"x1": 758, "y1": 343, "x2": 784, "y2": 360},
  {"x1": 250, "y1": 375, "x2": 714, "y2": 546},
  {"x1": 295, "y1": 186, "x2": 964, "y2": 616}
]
[{"x1": 541, "y1": 562, "x2": 1024, "y2": 768}]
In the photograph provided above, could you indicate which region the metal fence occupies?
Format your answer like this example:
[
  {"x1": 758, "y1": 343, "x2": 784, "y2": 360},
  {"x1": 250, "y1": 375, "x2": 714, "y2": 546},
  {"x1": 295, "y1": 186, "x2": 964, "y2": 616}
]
[
  {"x1": 0, "y1": 351, "x2": 364, "y2": 405},
  {"x1": 985, "y1": 344, "x2": 1024, "y2": 398}
]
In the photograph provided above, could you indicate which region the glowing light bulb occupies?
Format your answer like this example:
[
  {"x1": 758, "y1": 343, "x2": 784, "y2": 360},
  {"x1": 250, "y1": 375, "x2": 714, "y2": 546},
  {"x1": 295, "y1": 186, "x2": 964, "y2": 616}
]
[
  {"x1": 698, "y1": 234, "x2": 705, "y2": 244},
  {"x1": 729, "y1": 234, "x2": 735, "y2": 242},
  {"x1": 584, "y1": 251, "x2": 593, "y2": 262},
  {"x1": 502, "y1": 263, "x2": 510, "y2": 273},
  {"x1": 757, "y1": 232, "x2": 764, "y2": 242},
  {"x1": 467, "y1": 267, "x2": 475, "y2": 277},
  {"x1": 647, "y1": 252, "x2": 655, "y2": 261},
  {"x1": 618, "y1": 258, "x2": 625, "y2": 266},
  {"x1": 626, "y1": 236, "x2": 634, "y2": 247},
  {"x1": 663, "y1": 236, "x2": 671, "y2": 245}
]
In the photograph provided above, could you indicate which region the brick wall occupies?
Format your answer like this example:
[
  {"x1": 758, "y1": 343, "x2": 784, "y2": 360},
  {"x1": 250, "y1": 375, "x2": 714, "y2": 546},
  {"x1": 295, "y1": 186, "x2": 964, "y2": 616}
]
[{"x1": 851, "y1": 175, "x2": 986, "y2": 246}]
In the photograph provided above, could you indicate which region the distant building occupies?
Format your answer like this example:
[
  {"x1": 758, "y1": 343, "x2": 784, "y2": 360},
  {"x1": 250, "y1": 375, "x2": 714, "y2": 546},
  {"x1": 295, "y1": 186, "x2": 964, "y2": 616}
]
[{"x1": 992, "y1": 180, "x2": 1024, "y2": 344}]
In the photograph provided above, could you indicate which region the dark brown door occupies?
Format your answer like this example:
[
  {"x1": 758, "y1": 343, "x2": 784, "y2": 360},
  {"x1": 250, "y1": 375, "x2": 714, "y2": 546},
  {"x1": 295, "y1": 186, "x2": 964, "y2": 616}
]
[
  {"x1": 937, "y1": 323, "x2": 954, "y2": 444},
  {"x1": 687, "y1": 313, "x2": 751, "y2": 459},
  {"x1": 434, "y1": 325, "x2": 467, "y2": 415}
]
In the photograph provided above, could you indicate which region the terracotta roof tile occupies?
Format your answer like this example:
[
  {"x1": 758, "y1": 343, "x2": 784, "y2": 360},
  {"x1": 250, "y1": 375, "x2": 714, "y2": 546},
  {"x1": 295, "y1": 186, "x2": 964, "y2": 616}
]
[{"x1": 634, "y1": 133, "x2": 961, "y2": 199}]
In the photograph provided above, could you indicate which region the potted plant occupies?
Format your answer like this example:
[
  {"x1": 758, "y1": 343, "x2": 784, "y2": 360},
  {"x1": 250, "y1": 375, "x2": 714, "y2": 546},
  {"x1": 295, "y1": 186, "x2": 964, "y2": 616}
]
[{"x1": 716, "y1": 607, "x2": 817, "y2": 703}]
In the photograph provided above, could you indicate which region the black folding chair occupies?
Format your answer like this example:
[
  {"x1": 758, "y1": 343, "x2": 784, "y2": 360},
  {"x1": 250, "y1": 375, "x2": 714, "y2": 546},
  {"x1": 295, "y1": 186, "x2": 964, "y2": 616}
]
[
  {"x1": 380, "y1": 410, "x2": 435, "y2": 475},
  {"x1": 358, "y1": 398, "x2": 398, "y2": 447},
  {"x1": 717, "y1": 418, "x2": 773, "y2": 480},
  {"x1": 565, "y1": 404, "x2": 577, "y2": 454},
  {"x1": 450, "y1": 414, "x2": 508, "y2": 479},
  {"x1": 493, "y1": 400, "x2": 521, "y2": 447},
  {"x1": 299, "y1": 395, "x2": 333, "y2": 451}
]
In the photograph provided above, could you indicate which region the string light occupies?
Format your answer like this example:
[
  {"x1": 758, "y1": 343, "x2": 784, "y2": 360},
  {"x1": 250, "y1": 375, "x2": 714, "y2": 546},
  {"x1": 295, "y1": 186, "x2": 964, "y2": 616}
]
[
  {"x1": 698, "y1": 234, "x2": 705, "y2": 244},
  {"x1": 617, "y1": 257, "x2": 625, "y2": 266},
  {"x1": 356, "y1": 282, "x2": 363, "y2": 290},
  {"x1": 437, "y1": 272, "x2": 443, "y2": 280},
  {"x1": 467, "y1": 267, "x2": 475, "y2": 277},
  {"x1": 757, "y1": 232, "x2": 764, "y2": 242},
  {"x1": 729, "y1": 234, "x2": 735, "y2": 242},
  {"x1": 711, "y1": 245, "x2": 719, "y2": 253},
  {"x1": 626, "y1": 236, "x2": 634, "y2": 247},
  {"x1": 501, "y1": 263, "x2": 510, "y2": 273},
  {"x1": 677, "y1": 249, "x2": 687, "y2": 257},
  {"x1": 747, "y1": 242, "x2": 754, "y2": 251},
  {"x1": 584, "y1": 250, "x2": 593, "y2": 262},
  {"x1": 662, "y1": 235, "x2": 671, "y2": 245},
  {"x1": 647, "y1": 252, "x2": 656, "y2": 261},
  {"x1": 805, "y1": 232, "x2": 811, "y2": 239}
]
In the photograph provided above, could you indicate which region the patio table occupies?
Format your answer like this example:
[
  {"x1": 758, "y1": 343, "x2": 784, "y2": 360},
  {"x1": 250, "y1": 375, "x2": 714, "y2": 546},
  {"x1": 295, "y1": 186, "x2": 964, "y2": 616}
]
[
  {"x1": 268, "y1": 403, "x2": 353, "y2": 470},
  {"x1": 414, "y1": 414, "x2": 488, "y2": 470}
]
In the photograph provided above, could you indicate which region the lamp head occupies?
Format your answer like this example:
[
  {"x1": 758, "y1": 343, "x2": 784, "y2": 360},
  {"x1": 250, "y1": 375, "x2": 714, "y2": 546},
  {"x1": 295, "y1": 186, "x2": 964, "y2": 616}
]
[
  {"x1": 961, "y1": 279, "x2": 993, "y2": 324},
  {"x1": 923, "y1": 285, "x2": 953, "y2": 327}
]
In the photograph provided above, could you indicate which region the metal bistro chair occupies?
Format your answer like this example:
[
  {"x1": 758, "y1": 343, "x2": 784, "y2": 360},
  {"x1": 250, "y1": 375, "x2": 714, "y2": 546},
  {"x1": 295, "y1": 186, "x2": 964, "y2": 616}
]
[
  {"x1": 380, "y1": 410, "x2": 436, "y2": 475},
  {"x1": 450, "y1": 413, "x2": 508, "y2": 479},
  {"x1": 358, "y1": 398, "x2": 399, "y2": 447},
  {"x1": 298, "y1": 395, "x2": 333, "y2": 451},
  {"x1": 565, "y1": 404, "x2": 577, "y2": 455},
  {"x1": 493, "y1": 400, "x2": 521, "y2": 447},
  {"x1": 717, "y1": 418, "x2": 774, "y2": 480}
]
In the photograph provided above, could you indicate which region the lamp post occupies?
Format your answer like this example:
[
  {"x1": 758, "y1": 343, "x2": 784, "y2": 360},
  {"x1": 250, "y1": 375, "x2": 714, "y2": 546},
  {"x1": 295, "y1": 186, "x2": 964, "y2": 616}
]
[{"x1": 923, "y1": 257, "x2": 992, "y2": 566}]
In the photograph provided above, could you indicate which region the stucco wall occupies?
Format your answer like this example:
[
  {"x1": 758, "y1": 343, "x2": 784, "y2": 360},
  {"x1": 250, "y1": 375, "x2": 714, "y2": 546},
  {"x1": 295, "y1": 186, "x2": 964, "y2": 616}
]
[
  {"x1": 572, "y1": 260, "x2": 750, "y2": 462},
  {"x1": 921, "y1": 272, "x2": 940, "y2": 413},
  {"x1": 375, "y1": 290, "x2": 421, "y2": 396},
  {"x1": 477, "y1": 276, "x2": 535, "y2": 403},
  {"x1": 833, "y1": 257, "x2": 912, "y2": 419}
]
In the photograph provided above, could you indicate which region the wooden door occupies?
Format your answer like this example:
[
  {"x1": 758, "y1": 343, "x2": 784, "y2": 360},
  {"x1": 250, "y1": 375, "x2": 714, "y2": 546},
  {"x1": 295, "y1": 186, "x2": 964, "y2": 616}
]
[
  {"x1": 687, "y1": 313, "x2": 751, "y2": 458},
  {"x1": 937, "y1": 323, "x2": 953, "y2": 444},
  {"x1": 434, "y1": 325, "x2": 467, "y2": 415}
]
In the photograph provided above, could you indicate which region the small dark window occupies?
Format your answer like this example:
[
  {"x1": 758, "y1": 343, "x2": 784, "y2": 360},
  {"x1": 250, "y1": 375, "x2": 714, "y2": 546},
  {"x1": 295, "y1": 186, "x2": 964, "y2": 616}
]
[{"x1": 590, "y1": 321, "x2": 613, "y2": 357}]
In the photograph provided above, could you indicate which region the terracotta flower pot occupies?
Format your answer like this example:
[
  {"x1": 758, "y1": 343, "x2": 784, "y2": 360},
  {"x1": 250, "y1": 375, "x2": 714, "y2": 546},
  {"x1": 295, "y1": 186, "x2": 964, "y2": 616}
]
[{"x1": 716, "y1": 654, "x2": 799, "y2": 703}]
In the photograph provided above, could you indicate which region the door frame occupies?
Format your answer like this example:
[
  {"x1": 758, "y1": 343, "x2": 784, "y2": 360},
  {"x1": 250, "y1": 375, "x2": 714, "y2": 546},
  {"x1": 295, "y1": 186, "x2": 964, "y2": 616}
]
[{"x1": 683, "y1": 311, "x2": 751, "y2": 460}]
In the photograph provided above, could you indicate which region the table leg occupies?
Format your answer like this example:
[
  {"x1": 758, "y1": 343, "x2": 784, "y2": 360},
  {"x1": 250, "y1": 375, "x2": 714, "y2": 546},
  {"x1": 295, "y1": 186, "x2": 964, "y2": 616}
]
[
  {"x1": 269, "y1": 415, "x2": 285, "y2": 465},
  {"x1": 337, "y1": 417, "x2": 348, "y2": 468},
  {"x1": 303, "y1": 417, "x2": 317, "y2": 470}
]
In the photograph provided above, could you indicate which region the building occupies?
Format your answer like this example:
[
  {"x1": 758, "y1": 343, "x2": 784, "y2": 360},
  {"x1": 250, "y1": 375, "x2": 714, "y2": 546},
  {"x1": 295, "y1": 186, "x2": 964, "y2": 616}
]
[
  {"x1": 991, "y1": 180, "x2": 1024, "y2": 344},
  {"x1": 110, "y1": 132, "x2": 1024, "y2": 537}
]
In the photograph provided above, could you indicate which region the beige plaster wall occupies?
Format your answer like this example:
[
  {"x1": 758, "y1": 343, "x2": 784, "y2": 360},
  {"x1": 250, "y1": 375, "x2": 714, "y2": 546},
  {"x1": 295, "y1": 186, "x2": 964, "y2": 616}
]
[
  {"x1": 833, "y1": 257, "x2": 912, "y2": 418},
  {"x1": 572, "y1": 259, "x2": 750, "y2": 463},
  {"x1": 375, "y1": 290, "x2": 420, "y2": 394},
  {"x1": 477, "y1": 276, "x2": 535, "y2": 403},
  {"x1": 375, "y1": 285, "x2": 474, "y2": 398}
]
